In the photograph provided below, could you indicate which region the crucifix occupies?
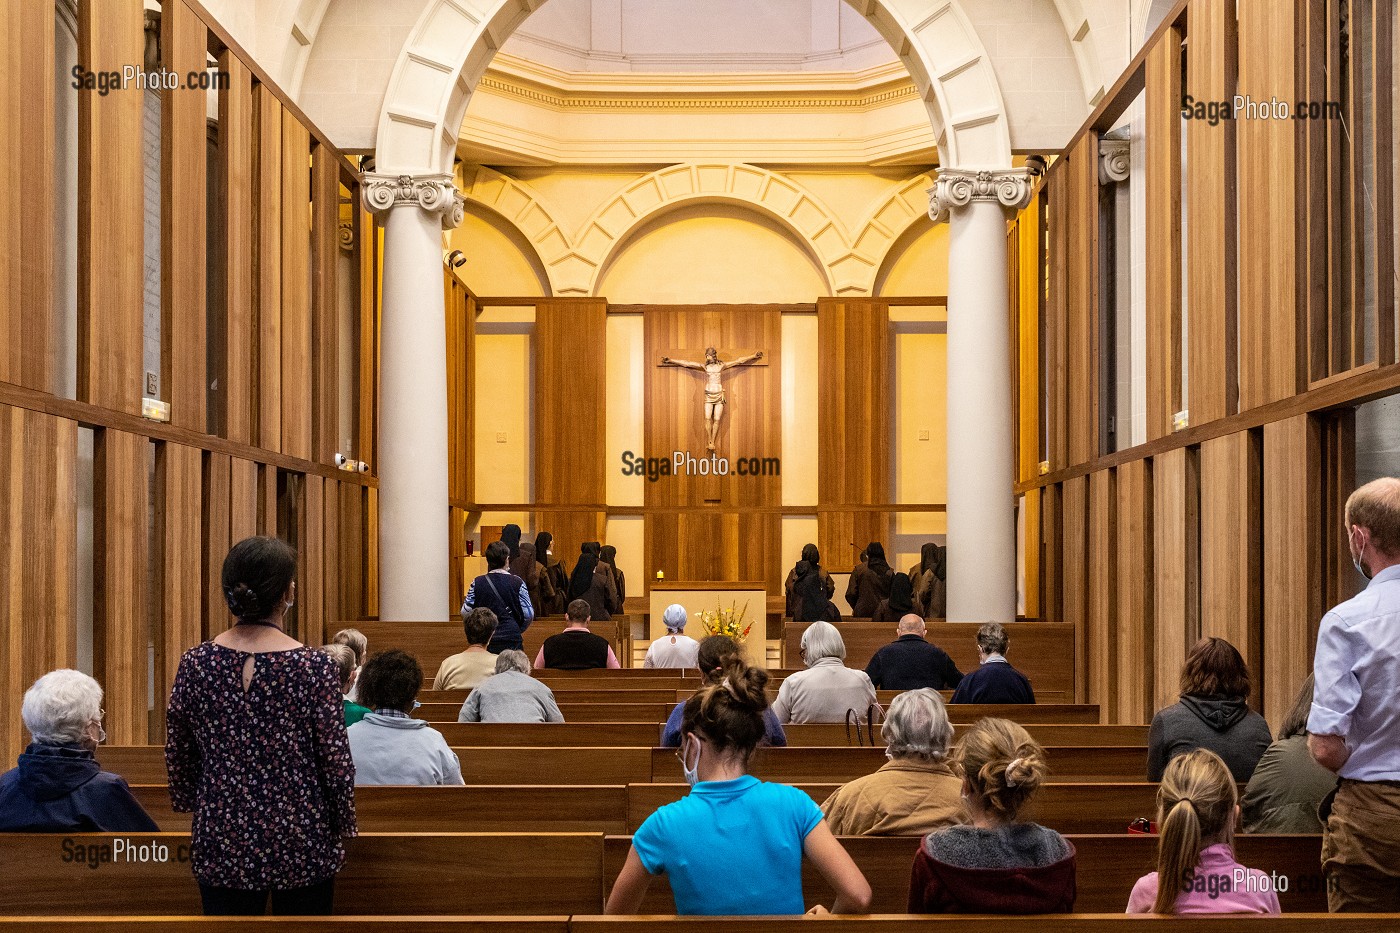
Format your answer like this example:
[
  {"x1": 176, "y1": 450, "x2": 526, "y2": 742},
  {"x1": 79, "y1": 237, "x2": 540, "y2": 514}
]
[{"x1": 658, "y1": 346, "x2": 765, "y2": 451}]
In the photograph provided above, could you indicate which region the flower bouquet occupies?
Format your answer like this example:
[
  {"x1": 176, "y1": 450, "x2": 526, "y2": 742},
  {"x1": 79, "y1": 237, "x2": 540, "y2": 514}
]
[{"x1": 697, "y1": 601, "x2": 753, "y2": 643}]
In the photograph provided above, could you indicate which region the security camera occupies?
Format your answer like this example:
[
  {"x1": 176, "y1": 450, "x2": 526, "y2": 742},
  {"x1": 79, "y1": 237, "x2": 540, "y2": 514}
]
[
  {"x1": 334, "y1": 453, "x2": 348, "y2": 468},
  {"x1": 445, "y1": 249, "x2": 467, "y2": 269},
  {"x1": 359, "y1": 154, "x2": 375, "y2": 174},
  {"x1": 1024, "y1": 154, "x2": 1048, "y2": 177},
  {"x1": 356, "y1": 460, "x2": 370, "y2": 474}
]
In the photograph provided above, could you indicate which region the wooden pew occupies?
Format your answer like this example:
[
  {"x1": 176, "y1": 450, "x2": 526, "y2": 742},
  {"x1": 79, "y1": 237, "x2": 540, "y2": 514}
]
[
  {"x1": 602, "y1": 834, "x2": 1327, "y2": 914},
  {"x1": 651, "y1": 746, "x2": 1149, "y2": 784},
  {"x1": 0, "y1": 833, "x2": 606, "y2": 915},
  {"x1": 417, "y1": 702, "x2": 678, "y2": 723},
  {"x1": 421, "y1": 690, "x2": 681, "y2": 705},
  {"x1": 668, "y1": 699, "x2": 1105, "y2": 724},
  {"x1": 782, "y1": 622, "x2": 1074, "y2": 696},
  {"x1": 98, "y1": 746, "x2": 656, "y2": 786},
  {"x1": 350, "y1": 620, "x2": 623, "y2": 674},
  {"x1": 129, "y1": 784, "x2": 629, "y2": 833},
  {"x1": 433, "y1": 723, "x2": 665, "y2": 747},
  {"x1": 0, "y1": 922, "x2": 569, "y2": 932},
  {"x1": 624, "y1": 783, "x2": 1162, "y2": 834}
]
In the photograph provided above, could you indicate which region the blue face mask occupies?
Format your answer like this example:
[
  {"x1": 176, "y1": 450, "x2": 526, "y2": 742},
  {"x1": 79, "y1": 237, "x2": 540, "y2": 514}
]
[{"x1": 679, "y1": 735, "x2": 701, "y2": 786}]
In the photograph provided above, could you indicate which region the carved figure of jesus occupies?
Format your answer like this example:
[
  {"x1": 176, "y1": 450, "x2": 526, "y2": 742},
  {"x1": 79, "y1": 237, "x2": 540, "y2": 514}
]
[{"x1": 659, "y1": 346, "x2": 764, "y2": 451}]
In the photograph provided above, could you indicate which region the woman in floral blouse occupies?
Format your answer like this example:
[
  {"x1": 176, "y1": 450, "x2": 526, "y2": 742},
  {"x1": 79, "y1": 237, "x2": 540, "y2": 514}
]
[{"x1": 166, "y1": 536, "x2": 356, "y2": 915}]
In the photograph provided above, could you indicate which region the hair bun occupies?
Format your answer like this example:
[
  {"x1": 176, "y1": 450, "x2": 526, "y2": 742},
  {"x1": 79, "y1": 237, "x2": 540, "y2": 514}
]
[
  {"x1": 724, "y1": 665, "x2": 770, "y2": 712},
  {"x1": 223, "y1": 582, "x2": 258, "y2": 617}
]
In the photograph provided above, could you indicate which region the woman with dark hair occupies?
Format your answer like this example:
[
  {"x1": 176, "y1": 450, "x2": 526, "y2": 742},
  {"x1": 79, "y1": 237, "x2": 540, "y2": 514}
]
[
  {"x1": 793, "y1": 561, "x2": 841, "y2": 624},
  {"x1": 845, "y1": 541, "x2": 894, "y2": 618},
  {"x1": 1241, "y1": 673, "x2": 1337, "y2": 833},
  {"x1": 165, "y1": 536, "x2": 356, "y2": 916},
  {"x1": 784, "y1": 544, "x2": 834, "y2": 619},
  {"x1": 607, "y1": 657, "x2": 870, "y2": 916},
  {"x1": 348, "y1": 650, "x2": 462, "y2": 786},
  {"x1": 600, "y1": 545, "x2": 626, "y2": 606},
  {"x1": 1147, "y1": 637, "x2": 1272, "y2": 783},
  {"x1": 662, "y1": 636, "x2": 786, "y2": 748},
  {"x1": 509, "y1": 541, "x2": 543, "y2": 616},
  {"x1": 872, "y1": 572, "x2": 916, "y2": 623},
  {"x1": 499, "y1": 524, "x2": 522, "y2": 560},
  {"x1": 568, "y1": 549, "x2": 619, "y2": 621},
  {"x1": 911, "y1": 542, "x2": 946, "y2": 618},
  {"x1": 533, "y1": 532, "x2": 569, "y2": 615}
]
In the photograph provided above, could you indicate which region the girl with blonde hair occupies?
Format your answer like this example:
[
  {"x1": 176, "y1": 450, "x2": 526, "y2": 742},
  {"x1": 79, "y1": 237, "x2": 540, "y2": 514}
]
[
  {"x1": 1127, "y1": 747, "x2": 1280, "y2": 914},
  {"x1": 908, "y1": 718, "x2": 1076, "y2": 913}
]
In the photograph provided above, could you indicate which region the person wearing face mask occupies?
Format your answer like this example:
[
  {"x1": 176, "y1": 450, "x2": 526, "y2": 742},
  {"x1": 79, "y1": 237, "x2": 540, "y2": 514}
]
[
  {"x1": 166, "y1": 536, "x2": 357, "y2": 916},
  {"x1": 0, "y1": 669, "x2": 158, "y2": 832},
  {"x1": 605, "y1": 658, "x2": 871, "y2": 917},
  {"x1": 1307, "y1": 476, "x2": 1400, "y2": 912},
  {"x1": 660, "y1": 636, "x2": 786, "y2": 747}
]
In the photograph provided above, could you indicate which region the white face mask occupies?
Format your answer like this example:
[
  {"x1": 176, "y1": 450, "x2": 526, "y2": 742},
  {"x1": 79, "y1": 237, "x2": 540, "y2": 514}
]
[
  {"x1": 680, "y1": 735, "x2": 701, "y2": 786},
  {"x1": 1351, "y1": 529, "x2": 1374, "y2": 581}
]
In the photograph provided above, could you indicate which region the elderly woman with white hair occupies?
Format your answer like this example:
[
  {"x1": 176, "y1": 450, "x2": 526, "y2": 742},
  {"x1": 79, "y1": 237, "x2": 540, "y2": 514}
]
[
  {"x1": 820, "y1": 689, "x2": 964, "y2": 836},
  {"x1": 643, "y1": 604, "x2": 700, "y2": 669},
  {"x1": 0, "y1": 670, "x2": 158, "y2": 832},
  {"x1": 771, "y1": 621, "x2": 878, "y2": 724}
]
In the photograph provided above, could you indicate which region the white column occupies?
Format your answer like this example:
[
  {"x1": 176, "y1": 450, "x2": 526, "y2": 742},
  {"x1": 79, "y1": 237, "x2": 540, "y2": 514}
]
[
  {"x1": 929, "y1": 168, "x2": 1033, "y2": 623},
  {"x1": 362, "y1": 173, "x2": 465, "y2": 621}
]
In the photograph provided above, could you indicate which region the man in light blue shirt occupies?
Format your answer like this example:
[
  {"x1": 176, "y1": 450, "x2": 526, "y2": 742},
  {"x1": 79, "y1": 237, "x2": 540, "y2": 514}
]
[{"x1": 1308, "y1": 476, "x2": 1400, "y2": 912}]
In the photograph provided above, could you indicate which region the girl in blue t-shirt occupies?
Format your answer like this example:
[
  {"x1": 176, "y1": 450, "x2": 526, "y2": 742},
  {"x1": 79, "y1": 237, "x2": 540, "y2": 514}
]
[{"x1": 605, "y1": 659, "x2": 871, "y2": 916}]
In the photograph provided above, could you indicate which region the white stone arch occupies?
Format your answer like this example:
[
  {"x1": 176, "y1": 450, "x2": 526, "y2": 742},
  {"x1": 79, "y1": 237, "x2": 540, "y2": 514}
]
[
  {"x1": 457, "y1": 164, "x2": 571, "y2": 295},
  {"x1": 569, "y1": 164, "x2": 847, "y2": 297},
  {"x1": 372, "y1": 0, "x2": 1013, "y2": 176},
  {"x1": 847, "y1": 172, "x2": 938, "y2": 296}
]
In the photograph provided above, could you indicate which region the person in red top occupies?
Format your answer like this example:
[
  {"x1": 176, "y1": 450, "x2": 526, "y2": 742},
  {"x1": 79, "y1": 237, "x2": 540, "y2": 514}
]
[{"x1": 908, "y1": 717, "x2": 1076, "y2": 914}]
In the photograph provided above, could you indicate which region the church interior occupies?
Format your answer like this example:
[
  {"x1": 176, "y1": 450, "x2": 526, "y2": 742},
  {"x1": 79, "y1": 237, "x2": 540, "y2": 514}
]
[{"x1": 2, "y1": 0, "x2": 1400, "y2": 926}]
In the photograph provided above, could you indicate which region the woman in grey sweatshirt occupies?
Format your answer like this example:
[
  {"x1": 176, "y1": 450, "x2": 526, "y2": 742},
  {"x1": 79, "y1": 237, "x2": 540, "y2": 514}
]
[{"x1": 347, "y1": 650, "x2": 463, "y2": 786}]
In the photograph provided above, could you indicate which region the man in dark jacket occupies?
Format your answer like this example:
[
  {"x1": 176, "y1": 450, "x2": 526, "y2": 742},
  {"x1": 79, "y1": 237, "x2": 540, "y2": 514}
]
[
  {"x1": 462, "y1": 540, "x2": 535, "y2": 653},
  {"x1": 865, "y1": 615, "x2": 963, "y2": 690},
  {"x1": 950, "y1": 622, "x2": 1036, "y2": 705},
  {"x1": 0, "y1": 670, "x2": 158, "y2": 832}
]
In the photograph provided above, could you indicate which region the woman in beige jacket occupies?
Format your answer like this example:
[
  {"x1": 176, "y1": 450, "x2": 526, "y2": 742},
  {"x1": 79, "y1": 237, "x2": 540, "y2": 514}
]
[{"x1": 821, "y1": 689, "x2": 965, "y2": 836}]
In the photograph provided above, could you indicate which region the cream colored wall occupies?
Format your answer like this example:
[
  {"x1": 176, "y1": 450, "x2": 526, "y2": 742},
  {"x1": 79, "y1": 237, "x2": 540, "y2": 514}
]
[
  {"x1": 449, "y1": 206, "x2": 550, "y2": 297},
  {"x1": 604, "y1": 515, "x2": 646, "y2": 603},
  {"x1": 877, "y1": 220, "x2": 949, "y2": 297},
  {"x1": 781, "y1": 313, "x2": 820, "y2": 506},
  {"x1": 473, "y1": 306, "x2": 533, "y2": 503},
  {"x1": 605, "y1": 314, "x2": 646, "y2": 507},
  {"x1": 595, "y1": 203, "x2": 829, "y2": 304}
]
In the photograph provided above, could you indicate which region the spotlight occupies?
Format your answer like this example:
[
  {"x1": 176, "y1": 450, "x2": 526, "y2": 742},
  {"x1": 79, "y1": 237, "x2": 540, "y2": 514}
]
[
  {"x1": 360, "y1": 154, "x2": 376, "y2": 174},
  {"x1": 1024, "y1": 154, "x2": 1048, "y2": 177},
  {"x1": 445, "y1": 249, "x2": 467, "y2": 270}
]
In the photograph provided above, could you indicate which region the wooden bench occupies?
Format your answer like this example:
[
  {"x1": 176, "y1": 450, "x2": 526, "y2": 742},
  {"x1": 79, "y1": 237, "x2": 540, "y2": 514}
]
[
  {"x1": 623, "y1": 784, "x2": 1162, "y2": 834},
  {"x1": 350, "y1": 620, "x2": 624, "y2": 674},
  {"x1": 665, "y1": 699, "x2": 1104, "y2": 724},
  {"x1": 0, "y1": 922, "x2": 569, "y2": 932},
  {"x1": 129, "y1": 785, "x2": 629, "y2": 833},
  {"x1": 782, "y1": 622, "x2": 1074, "y2": 696},
  {"x1": 0, "y1": 833, "x2": 606, "y2": 915},
  {"x1": 602, "y1": 833, "x2": 1326, "y2": 915},
  {"x1": 417, "y1": 703, "x2": 678, "y2": 724}
]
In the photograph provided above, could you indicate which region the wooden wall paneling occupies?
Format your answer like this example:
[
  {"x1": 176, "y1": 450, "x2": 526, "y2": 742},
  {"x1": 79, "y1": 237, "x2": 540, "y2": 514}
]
[
  {"x1": 1235, "y1": 0, "x2": 1304, "y2": 411},
  {"x1": 366, "y1": 486, "x2": 379, "y2": 617},
  {"x1": 1375, "y1": 0, "x2": 1396, "y2": 367},
  {"x1": 447, "y1": 280, "x2": 471, "y2": 504},
  {"x1": 1199, "y1": 430, "x2": 1263, "y2": 707},
  {"x1": 1086, "y1": 469, "x2": 1116, "y2": 722},
  {"x1": 642, "y1": 511, "x2": 782, "y2": 599},
  {"x1": 357, "y1": 204, "x2": 378, "y2": 470},
  {"x1": 1, "y1": 0, "x2": 56, "y2": 391},
  {"x1": 218, "y1": 52, "x2": 254, "y2": 443},
  {"x1": 1301, "y1": 0, "x2": 1330, "y2": 383},
  {"x1": 229, "y1": 457, "x2": 258, "y2": 546},
  {"x1": 203, "y1": 453, "x2": 232, "y2": 637},
  {"x1": 257, "y1": 463, "x2": 278, "y2": 535},
  {"x1": 1060, "y1": 475, "x2": 1088, "y2": 702},
  {"x1": 0, "y1": 407, "x2": 78, "y2": 764},
  {"x1": 323, "y1": 478, "x2": 342, "y2": 630},
  {"x1": 1040, "y1": 483, "x2": 1063, "y2": 622},
  {"x1": 1345, "y1": 0, "x2": 1365, "y2": 371},
  {"x1": 1262, "y1": 415, "x2": 1322, "y2": 731},
  {"x1": 1045, "y1": 170, "x2": 1070, "y2": 468},
  {"x1": 311, "y1": 145, "x2": 339, "y2": 463},
  {"x1": 93, "y1": 429, "x2": 149, "y2": 746},
  {"x1": 77, "y1": 0, "x2": 144, "y2": 413},
  {"x1": 530, "y1": 510, "x2": 607, "y2": 583},
  {"x1": 301, "y1": 474, "x2": 325, "y2": 647},
  {"x1": 1185, "y1": 0, "x2": 1239, "y2": 423},
  {"x1": 1115, "y1": 458, "x2": 1154, "y2": 725},
  {"x1": 1066, "y1": 136, "x2": 1101, "y2": 466},
  {"x1": 160, "y1": 0, "x2": 207, "y2": 431},
  {"x1": 1321, "y1": 409, "x2": 1360, "y2": 611},
  {"x1": 254, "y1": 85, "x2": 282, "y2": 451},
  {"x1": 340, "y1": 482, "x2": 366, "y2": 620},
  {"x1": 816, "y1": 300, "x2": 889, "y2": 572},
  {"x1": 1153, "y1": 446, "x2": 1199, "y2": 712},
  {"x1": 536, "y1": 300, "x2": 608, "y2": 505},
  {"x1": 280, "y1": 110, "x2": 312, "y2": 459},
  {"x1": 1021, "y1": 487, "x2": 1042, "y2": 620},
  {"x1": 1015, "y1": 191, "x2": 1043, "y2": 483},
  {"x1": 1145, "y1": 25, "x2": 1184, "y2": 440},
  {"x1": 153, "y1": 442, "x2": 202, "y2": 737}
]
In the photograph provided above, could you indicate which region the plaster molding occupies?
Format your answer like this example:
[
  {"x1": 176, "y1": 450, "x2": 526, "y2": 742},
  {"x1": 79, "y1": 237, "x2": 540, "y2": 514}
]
[
  {"x1": 1099, "y1": 138, "x2": 1130, "y2": 184},
  {"x1": 361, "y1": 173, "x2": 466, "y2": 230},
  {"x1": 927, "y1": 168, "x2": 1034, "y2": 223},
  {"x1": 371, "y1": 0, "x2": 1013, "y2": 176}
]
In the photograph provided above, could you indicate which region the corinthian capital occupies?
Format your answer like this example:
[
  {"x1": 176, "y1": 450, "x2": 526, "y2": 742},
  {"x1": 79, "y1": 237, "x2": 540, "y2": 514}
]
[
  {"x1": 927, "y1": 168, "x2": 1034, "y2": 223},
  {"x1": 360, "y1": 172, "x2": 466, "y2": 230}
]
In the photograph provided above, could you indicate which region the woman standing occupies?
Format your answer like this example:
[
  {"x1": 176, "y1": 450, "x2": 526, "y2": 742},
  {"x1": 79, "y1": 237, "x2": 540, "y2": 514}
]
[
  {"x1": 568, "y1": 549, "x2": 619, "y2": 621},
  {"x1": 845, "y1": 542, "x2": 894, "y2": 618},
  {"x1": 784, "y1": 544, "x2": 834, "y2": 619},
  {"x1": 534, "y1": 532, "x2": 569, "y2": 615},
  {"x1": 166, "y1": 537, "x2": 356, "y2": 916},
  {"x1": 872, "y1": 572, "x2": 916, "y2": 623}
]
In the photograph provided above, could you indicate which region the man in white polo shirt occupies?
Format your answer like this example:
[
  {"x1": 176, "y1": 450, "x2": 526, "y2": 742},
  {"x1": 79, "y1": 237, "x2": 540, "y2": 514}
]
[{"x1": 1308, "y1": 476, "x2": 1400, "y2": 912}]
